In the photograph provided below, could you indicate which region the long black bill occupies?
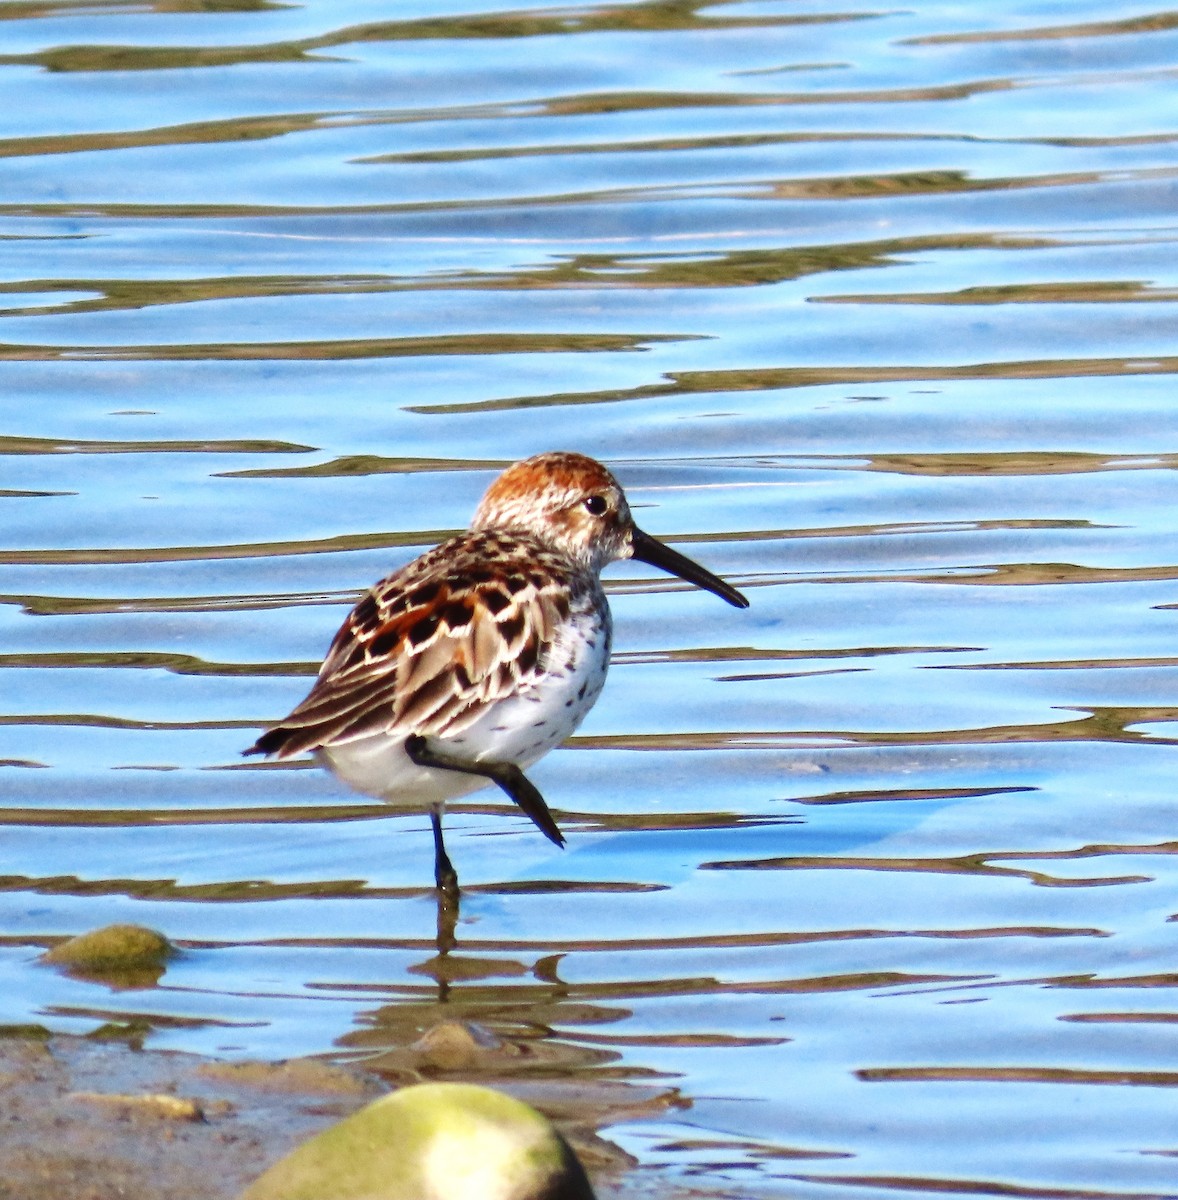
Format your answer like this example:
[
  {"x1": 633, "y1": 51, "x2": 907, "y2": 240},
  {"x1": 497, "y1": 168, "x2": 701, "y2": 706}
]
[{"x1": 630, "y1": 527, "x2": 749, "y2": 609}]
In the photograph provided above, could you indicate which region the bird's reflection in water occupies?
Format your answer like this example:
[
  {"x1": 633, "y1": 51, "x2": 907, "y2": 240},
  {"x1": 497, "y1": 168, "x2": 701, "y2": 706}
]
[{"x1": 432, "y1": 888, "x2": 459, "y2": 1003}]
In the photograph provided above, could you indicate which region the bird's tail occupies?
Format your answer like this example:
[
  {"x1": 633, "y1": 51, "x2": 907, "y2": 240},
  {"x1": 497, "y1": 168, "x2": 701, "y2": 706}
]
[{"x1": 242, "y1": 726, "x2": 301, "y2": 759}]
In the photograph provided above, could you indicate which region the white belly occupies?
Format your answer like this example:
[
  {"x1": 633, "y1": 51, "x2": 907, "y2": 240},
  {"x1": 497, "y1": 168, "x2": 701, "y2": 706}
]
[{"x1": 319, "y1": 612, "x2": 610, "y2": 809}]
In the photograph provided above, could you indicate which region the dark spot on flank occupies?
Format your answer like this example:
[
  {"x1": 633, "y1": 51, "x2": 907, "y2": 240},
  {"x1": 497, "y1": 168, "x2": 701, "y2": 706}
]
[
  {"x1": 529, "y1": 573, "x2": 545, "y2": 589},
  {"x1": 409, "y1": 613, "x2": 441, "y2": 646},
  {"x1": 577, "y1": 682, "x2": 588, "y2": 700},
  {"x1": 467, "y1": 568, "x2": 495, "y2": 584},
  {"x1": 386, "y1": 593, "x2": 409, "y2": 615},
  {"x1": 369, "y1": 626, "x2": 402, "y2": 658},
  {"x1": 483, "y1": 589, "x2": 510, "y2": 615},
  {"x1": 553, "y1": 593, "x2": 570, "y2": 621},
  {"x1": 409, "y1": 582, "x2": 442, "y2": 608},
  {"x1": 454, "y1": 661, "x2": 472, "y2": 691},
  {"x1": 440, "y1": 600, "x2": 472, "y2": 629},
  {"x1": 506, "y1": 575, "x2": 528, "y2": 594}
]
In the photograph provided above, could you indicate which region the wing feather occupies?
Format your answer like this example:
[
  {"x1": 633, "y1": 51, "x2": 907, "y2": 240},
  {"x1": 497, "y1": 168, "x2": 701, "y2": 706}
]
[{"x1": 246, "y1": 531, "x2": 585, "y2": 759}]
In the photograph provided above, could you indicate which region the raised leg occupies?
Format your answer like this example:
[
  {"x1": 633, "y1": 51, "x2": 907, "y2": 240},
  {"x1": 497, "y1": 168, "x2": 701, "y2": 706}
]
[{"x1": 405, "y1": 735, "x2": 566, "y2": 850}]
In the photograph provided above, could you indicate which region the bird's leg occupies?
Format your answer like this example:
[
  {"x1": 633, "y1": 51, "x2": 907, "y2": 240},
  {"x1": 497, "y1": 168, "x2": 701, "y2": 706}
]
[
  {"x1": 430, "y1": 805, "x2": 460, "y2": 901},
  {"x1": 432, "y1": 810, "x2": 460, "y2": 961},
  {"x1": 406, "y1": 735, "x2": 566, "y2": 850}
]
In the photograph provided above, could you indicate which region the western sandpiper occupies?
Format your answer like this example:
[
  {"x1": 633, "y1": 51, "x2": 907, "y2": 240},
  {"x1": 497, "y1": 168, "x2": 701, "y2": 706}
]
[{"x1": 246, "y1": 451, "x2": 748, "y2": 895}]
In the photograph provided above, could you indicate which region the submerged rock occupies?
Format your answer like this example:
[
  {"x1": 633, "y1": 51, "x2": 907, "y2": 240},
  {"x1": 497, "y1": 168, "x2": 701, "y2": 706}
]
[
  {"x1": 410, "y1": 1019, "x2": 507, "y2": 1071},
  {"x1": 42, "y1": 924, "x2": 174, "y2": 988},
  {"x1": 239, "y1": 1080, "x2": 596, "y2": 1200},
  {"x1": 68, "y1": 1090, "x2": 204, "y2": 1122}
]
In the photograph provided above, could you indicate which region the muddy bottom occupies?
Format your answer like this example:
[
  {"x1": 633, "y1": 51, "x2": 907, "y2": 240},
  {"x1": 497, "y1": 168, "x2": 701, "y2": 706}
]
[
  {"x1": 0, "y1": 1032, "x2": 383, "y2": 1200},
  {"x1": 0, "y1": 1026, "x2": 695, "y2": 1200}
]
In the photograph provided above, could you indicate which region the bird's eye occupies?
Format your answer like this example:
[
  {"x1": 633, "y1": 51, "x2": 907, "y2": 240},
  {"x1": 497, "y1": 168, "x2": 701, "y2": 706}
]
[{"x1": 583, "y1": 494, "x2": 609, "y2": 516}]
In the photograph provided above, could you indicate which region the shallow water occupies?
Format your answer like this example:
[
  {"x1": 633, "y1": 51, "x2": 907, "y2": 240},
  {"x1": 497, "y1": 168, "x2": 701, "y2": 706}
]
[{"x1": 4, "y1": 0, "x2": 1178, "y2": 1194}]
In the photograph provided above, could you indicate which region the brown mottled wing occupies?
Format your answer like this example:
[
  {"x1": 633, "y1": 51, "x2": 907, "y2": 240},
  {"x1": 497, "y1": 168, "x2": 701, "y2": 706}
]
[{"x1": 246, "y1": 533, "x2": 573, "y2": 760}]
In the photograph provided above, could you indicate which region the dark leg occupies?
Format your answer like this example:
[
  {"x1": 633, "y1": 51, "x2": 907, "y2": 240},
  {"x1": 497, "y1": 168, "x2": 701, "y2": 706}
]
[
  {"x1": 406, "y1": 735, "x2": 565, "y2": 849},
  {"x1": 430, "y1": 806, "x2": 459, "y2": 900}
]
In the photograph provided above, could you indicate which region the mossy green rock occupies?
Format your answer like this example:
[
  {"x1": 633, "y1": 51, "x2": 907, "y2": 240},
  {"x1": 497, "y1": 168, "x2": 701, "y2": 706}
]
[
  {"x1": 42, "y1": 924, "x2": 173, "y2": 987},
  {"x1": 239, "y1": 1081, "x2": 596, "y2": 1200}
]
